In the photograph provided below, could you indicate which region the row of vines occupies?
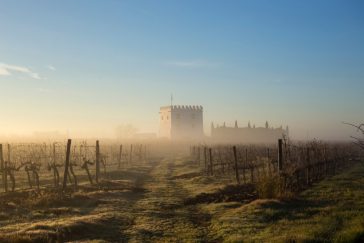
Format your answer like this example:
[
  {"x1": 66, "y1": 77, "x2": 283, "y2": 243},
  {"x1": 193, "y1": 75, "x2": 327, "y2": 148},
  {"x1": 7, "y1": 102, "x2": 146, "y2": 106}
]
[
  {"x1": 0, "y1": 140, "x2": 148, "y2": 193},
  {"x1": 191, "y1": 139, "x2": 361, "y2": 196}
]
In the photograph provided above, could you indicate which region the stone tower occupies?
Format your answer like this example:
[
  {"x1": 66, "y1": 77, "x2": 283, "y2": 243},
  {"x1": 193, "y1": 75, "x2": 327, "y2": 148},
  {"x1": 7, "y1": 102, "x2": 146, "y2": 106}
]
[{"x1": 159, "y1": 105, "x2": 204, "y2": 140}]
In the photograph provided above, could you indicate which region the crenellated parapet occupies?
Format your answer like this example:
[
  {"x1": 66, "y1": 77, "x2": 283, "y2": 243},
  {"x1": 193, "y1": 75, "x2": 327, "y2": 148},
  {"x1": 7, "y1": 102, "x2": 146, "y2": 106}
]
[
  {"x1": 171, "y1": 105, "x2": 203, "y2": 111},
  {"x1": 211, "y1": 121, "x2": 288, "y2": 132}
]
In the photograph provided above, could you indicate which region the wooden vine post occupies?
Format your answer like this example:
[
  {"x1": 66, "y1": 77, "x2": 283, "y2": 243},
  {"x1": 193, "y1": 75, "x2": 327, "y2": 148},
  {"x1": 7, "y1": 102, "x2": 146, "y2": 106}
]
[
  {"x1": 243, "y1": 148, "x2": 247, "y2": 184},
  {"x1": 267, "y1": 148, "x2": 272, "y2": 175},
  {"x1": 4, "y1": 144, "x2": 10, "y2": 192},
  {"x1": 204, "y1": 147, "x2": 207, "y2": 173},
  {"x1": 129, "y1": 144, "x2": 133, "y2": 164},
  {"x1": 324, "y1": 146, "x2": 328, "y2": 176},
  {"x1": 306, "y1": 147, "x2": 310, "y2": 185},
  {"x1": 233, "y1": 146, "x2": 240, "y2": 185},
  {"x1": 62, "y1": 139, "x2": 72, "y2": 190},
  {"x1": 278, "y1": 139, "x2": 285, "y2": 193},
  {"x1": 0, "y1": 144, "x2": 6, "y2": 192},
  {"x1": 248, "y1": 148, "x2": 254, "y2": 183},
  {"x1": 333, "y1": 147, "x2": 338, "y2": 174},
  {"x1": 209, "y1": 148, "x2": 213, "y2": 175},
  {"x1": 278, "y1": 139, "x2": 283, "y2": 172},
  {"x1": 95, "y1": 140, "x2": 100, "y2": 184},
  {"x1": 118, "y1": 145, "x2": 123, "y2": 169}
]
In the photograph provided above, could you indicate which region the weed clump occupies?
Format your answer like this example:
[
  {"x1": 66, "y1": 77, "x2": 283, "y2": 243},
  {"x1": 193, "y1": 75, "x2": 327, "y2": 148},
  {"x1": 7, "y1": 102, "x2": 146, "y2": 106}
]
[{"x1": 255, "y1": 174, "x2": 280, "y2": 199}]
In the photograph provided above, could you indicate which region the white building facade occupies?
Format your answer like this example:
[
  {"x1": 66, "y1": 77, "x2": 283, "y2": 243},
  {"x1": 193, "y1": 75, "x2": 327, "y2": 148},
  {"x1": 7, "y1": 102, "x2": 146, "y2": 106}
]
[{"x1": 159, "y1": 105, "x2": 204, "y2": 140}]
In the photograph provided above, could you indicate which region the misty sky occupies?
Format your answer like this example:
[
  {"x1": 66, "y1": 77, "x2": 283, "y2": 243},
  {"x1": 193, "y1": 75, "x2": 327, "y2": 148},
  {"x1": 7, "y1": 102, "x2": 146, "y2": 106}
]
[{"x1": 0, "y1": 0, "x2": 363, "y2": 140}]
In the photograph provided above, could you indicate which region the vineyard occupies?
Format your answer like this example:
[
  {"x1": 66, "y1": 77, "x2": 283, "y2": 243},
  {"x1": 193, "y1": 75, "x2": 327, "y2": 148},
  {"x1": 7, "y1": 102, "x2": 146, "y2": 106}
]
[
  {"x1": 0, "y1": 138, "x2": 361, "y2": 197},
  {"x1": 0, "y1": 139, "x2": 362, "y2": 242},
  {"x1": 190, "y1": 139, "x2": 361, "y2": 198},
  {"x1": 0, "y1": 140, "x2": 148, "y2": 193}
]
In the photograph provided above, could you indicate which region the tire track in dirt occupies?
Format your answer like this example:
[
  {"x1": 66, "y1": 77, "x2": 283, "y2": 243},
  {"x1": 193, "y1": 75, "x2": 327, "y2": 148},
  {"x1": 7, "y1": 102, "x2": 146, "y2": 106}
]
[{"x1": 125, "y1": 157, "x2": 212, "y2": 242}]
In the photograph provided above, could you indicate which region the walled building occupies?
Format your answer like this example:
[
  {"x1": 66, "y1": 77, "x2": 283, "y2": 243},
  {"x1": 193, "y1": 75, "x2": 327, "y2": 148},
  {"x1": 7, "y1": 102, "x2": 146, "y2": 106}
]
[
  {"x1": 211, "y1": 121, "x2": 288, "y2": 144},
  {"x1": 159, "y1": 105, "x2": 204, "y2": 140}
]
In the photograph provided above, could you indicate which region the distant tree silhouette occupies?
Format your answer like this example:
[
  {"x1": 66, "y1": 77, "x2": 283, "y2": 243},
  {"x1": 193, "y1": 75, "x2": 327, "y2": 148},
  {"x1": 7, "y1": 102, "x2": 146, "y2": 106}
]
[{"x1": 115, "y1": 124, "x2": 138, "y2": 139}]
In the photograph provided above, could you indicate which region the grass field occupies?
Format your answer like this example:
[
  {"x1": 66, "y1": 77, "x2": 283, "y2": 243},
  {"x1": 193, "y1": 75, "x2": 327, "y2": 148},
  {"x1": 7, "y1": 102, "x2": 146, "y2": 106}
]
[{"x1": 0, "y1": 156, "x2": 363, "y2": 242}]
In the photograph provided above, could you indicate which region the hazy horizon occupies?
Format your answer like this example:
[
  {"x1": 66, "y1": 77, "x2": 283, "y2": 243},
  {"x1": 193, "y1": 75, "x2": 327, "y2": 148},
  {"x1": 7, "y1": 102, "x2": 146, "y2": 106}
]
[{"x1": 1, "y1": 0, "x2": 363, "y2": 141}]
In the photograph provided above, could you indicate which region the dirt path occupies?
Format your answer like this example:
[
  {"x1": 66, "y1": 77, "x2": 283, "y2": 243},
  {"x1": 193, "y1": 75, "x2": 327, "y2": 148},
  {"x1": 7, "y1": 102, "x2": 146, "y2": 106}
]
[
  {"x1": 0, "y1": 157, "x2": 213, "y2": 242},
  {"x1": 125, "y1": 157, "x2": 212, "y2": 242}
]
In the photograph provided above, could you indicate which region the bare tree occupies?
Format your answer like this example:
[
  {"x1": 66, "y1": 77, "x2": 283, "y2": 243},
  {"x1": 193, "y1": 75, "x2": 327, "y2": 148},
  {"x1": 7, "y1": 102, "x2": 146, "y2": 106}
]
[{"x1": 343, "y1": 122, "x2": 364, "y2": 150}]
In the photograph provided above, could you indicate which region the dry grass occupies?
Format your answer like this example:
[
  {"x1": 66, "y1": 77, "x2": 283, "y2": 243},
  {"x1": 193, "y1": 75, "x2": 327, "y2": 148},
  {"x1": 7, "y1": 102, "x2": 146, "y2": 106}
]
[{"x1": 0, "y1": 156, "x2": 363, "y2": 242}]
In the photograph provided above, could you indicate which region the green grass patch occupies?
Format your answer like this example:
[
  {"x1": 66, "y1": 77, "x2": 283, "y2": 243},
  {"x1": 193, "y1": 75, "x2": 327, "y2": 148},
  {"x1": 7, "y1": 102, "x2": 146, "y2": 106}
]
[{"x1": 203, "y1": 162, "x2": 364, "y2": 242}]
